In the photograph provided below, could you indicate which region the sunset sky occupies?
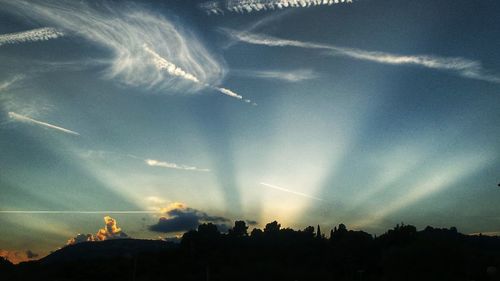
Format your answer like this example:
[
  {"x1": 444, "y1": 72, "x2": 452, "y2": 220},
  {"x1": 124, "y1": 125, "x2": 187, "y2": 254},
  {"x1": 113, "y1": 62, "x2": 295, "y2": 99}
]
[{"x1": 1, "y1": 0, "x2": 499, "y2": 263}]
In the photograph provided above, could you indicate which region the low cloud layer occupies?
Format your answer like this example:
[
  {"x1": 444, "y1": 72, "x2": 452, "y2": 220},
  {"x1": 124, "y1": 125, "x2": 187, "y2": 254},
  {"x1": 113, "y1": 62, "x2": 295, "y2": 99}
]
[
  {"x1": 0, "y1": 249, "x2": 39, "y2": 264},
  {"x1": 67, "y1": 216, "x2": 129, "y2": 245},
  {"x1": 149, "y1": 203, "x2": 230, "y2": 233},
  {"x1": 201, "y1": 0, "x2": 353, "y2": 15},
  {"x1": 25, "y1": 250, "x2": 39, "y2": 259},
  {"x1": 224, "y1": 29, "x2": 500, "y2": 84}
]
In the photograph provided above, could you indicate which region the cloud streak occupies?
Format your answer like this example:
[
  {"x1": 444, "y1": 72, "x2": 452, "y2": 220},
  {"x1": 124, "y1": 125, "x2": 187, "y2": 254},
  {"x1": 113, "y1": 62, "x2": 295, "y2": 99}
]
[
  {"x1": 145, "y1": 159, "x2": 210, "y2": 172},
  {"x1": 76, "y1": 150, "x2": 210, "y2": 173},
  {"x1": 232, "y1": 68, "x2": 319, "y2": 82},
  {"x1": 215, "y1": 87, "x2": 243, "y2": 99},
  {"x1": 8, "y1": 112, "x2": 80, "y2": 136},
  {"x1": 144, "y1": 44, "x2": 254, "y2": 103},
  {"x1": 0, "y1": 27, "x2": 63, "y2": 46},
  {"x1": 201, "y1": 0, "x2": 352, "y2": 15},
  {"x1": 143, "y1": 44, "x2": 200, "y2": 84},
  {"x1": 260, "y1": 182, "x2": 324, "y2": 201},
  {"x1": 224, "y1": 29, "x2": 500, "y2": 84}
]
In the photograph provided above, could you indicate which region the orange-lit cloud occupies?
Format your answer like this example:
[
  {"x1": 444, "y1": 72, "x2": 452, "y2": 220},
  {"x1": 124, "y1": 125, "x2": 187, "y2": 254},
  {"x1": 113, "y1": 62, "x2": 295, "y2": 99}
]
[
  {"x1": 67, "y1": 216, "x2": 128, "y2": 245},
  {"x1": 159, "y1": 202, "x2": 188, "y2": 213},
  {"x1": 0, "y1": 249, "x2": 39, "y2": 264}
]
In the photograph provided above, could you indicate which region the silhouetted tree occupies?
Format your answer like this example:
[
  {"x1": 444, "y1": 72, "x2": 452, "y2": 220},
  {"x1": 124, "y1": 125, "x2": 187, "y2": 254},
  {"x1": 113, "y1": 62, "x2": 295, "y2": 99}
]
[
  {"x1": 5, "y1": 221, "x2": 500, "y2": 281},
  {"x1": 250, "y1": 228, "x2": 263, "y2": 238},
  {"x1": 316, "y1": 225, "x2": 322, "y2": 239},
  {"x1": 0, "y1": 256, "x2": 14, "y2": 279},
  {"x1": 228, "y1": 221, "x2": 248, "y2": 237},
  {"x1": 303, "y1": 226, "x2": 315, "y2": 238},
  {"x1": 198, "y1": 223, "x2": 220, "y2": 238},
  {"x1": 379, "y1": 222, "x2": 417, "y2": 246},
  {"x1": 264, "y1": 221, "x2": 280, "y2": 234},
  {"x1": 331, "y1": 223, "x2": 348, "y2": 241}
]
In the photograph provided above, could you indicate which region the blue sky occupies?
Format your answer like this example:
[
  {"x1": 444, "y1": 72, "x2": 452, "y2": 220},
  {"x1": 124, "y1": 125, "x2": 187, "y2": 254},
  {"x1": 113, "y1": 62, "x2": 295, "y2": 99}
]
[{"x1": 0, "y1": 0, "x2": 499, "y2": 263}]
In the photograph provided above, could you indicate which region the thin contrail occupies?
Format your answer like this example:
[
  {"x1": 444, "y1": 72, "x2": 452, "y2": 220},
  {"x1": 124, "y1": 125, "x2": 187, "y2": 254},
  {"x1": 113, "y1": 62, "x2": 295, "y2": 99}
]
[
  {"x1": 8, "y1": 112, "x2": 80, "y2": 136},
  {"x1": 260, "y1": 182, "x2": 324, "y2": 201},
  {"x1": 0, "y1": 211, "x2": 164, "y2": 214},
  {"x1": 0, "y1": 27, "x2": 63, "y2": 46}
]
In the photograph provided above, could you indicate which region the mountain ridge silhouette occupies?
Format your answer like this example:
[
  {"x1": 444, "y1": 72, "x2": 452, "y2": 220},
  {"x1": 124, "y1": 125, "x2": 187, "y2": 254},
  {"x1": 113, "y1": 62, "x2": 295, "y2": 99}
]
[{"x1": 2, "y1": 222, "x2": 500, "y2": 281}]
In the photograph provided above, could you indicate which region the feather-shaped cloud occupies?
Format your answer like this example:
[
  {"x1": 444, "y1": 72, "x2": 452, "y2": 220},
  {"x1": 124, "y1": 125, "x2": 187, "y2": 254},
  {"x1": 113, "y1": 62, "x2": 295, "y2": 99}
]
[{"x1": 0, "y1": 1, "x2": 223, "y2": 93}]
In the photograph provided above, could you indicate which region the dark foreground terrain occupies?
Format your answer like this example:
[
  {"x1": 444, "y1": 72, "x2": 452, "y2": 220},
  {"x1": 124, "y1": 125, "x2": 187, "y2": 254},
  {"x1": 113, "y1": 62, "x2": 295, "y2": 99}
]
[{"x1": 1, "y1": 222, "x2": 500, "y2": 281}]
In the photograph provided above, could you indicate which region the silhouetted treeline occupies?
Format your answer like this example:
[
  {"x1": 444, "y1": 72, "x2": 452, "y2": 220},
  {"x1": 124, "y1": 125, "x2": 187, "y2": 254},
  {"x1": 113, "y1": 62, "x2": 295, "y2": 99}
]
[{"x1": 2, "y1": 221, "x2": 500, "y2": 281}]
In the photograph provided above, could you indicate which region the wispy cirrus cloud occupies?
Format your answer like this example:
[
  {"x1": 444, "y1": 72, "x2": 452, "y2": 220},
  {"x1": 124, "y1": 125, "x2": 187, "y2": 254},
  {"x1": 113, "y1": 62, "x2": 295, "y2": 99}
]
[
  {"x1": 0, "y1": 75, "x2": 55, "y2": 124},
  {"x1": 1, "y1": 0, "x2": 253, "y2": 103},
  {"x1": 224, "y1": 29, "x2": 500, "y2": 84},
  {"x1": 0, "y1": 27, "x2": 63, "y2": 47},
  {"x1": 231, "y1": 68, "x2": 319, "y2": 82},
  {"x1": 8, "y1": 111, "x2": 80, "y2": 136},
  {"x1": 145, "y1": 159, "x2": 210, "y2": 172},
  {"x1": 0, "y1": 75, "x2": 24, "y2": 92},
  {"x1": 201, "y1": 0, "x2": 352, "y2": 15}
]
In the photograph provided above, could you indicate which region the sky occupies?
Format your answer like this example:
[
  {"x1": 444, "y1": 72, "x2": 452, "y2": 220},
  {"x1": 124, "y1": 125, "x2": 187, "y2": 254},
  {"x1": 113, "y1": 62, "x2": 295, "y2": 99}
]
[{"x1": 1, "y1": 0, "x2": 499, "y2": 263}]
